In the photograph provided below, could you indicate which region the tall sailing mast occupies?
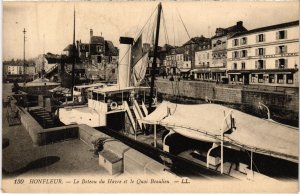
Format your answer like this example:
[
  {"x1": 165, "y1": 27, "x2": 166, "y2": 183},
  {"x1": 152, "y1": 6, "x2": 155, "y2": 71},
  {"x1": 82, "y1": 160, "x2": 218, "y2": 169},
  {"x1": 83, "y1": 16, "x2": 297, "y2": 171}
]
[
  {"x1": 23, "y1": 28, "x2": 27, "y2": 80},
  {"x1": 71, "y1": 6, "x2": 76, "y2": 99},
  {"x1": 148, "y1": 2, "x2": 162, "y2": 110}
]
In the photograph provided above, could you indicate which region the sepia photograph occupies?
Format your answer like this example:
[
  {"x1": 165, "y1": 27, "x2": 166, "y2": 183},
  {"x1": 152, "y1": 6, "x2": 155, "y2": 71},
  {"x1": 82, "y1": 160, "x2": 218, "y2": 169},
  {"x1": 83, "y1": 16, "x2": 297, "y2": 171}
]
[{"x1": 2, "y1": 1, "x2": 299, "y2": 192}]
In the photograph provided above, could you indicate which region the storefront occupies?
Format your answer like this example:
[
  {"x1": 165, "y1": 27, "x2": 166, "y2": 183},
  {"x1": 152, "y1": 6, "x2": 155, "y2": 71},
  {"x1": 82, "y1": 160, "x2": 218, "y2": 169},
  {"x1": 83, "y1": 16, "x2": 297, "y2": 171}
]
[{"x1": 228, "y1": 68, "x2": 298, "y2": 87}]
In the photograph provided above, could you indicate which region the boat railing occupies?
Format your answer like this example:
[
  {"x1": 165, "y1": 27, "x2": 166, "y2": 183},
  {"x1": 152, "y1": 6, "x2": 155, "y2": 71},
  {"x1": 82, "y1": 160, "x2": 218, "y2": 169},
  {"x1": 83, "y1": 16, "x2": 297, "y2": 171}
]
[
  {"x1": 123, "y1": 101, "x2": 136, "y2": 133},
  {"x1": 141, "y1": 101, "x2": 148, "y2": 116},
  {"x1": 258, "y1": 102, "x2": 271, "y2": 120}
]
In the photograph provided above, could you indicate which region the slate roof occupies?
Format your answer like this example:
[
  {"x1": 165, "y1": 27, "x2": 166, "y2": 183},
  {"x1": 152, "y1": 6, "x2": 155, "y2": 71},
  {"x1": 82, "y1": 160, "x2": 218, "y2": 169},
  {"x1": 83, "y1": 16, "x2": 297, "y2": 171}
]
[
  {"x1": 91, "y1": 36, "x2": 105, "y2": 44},
  {"x1": 63, "y1": 44, "x2": 75, "y2": 51},
  {"x1": 211, "y1": 23, "x2": 247, "y2": 39},
  {"x1": 105, "y1": 40, "x2": 118, "y2": 56},
  {"x1": 231, "y1": 20, "x2": 299, "y2": 38},
  {"x1": 183, "y1": 36, "x2": 210, "y2": 46}
]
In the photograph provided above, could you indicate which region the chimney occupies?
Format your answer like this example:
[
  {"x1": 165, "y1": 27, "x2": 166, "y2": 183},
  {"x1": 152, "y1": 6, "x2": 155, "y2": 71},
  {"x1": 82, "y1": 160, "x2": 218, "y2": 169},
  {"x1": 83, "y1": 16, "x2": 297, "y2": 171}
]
[
  {"x1": 90, "y1": 29, "x2": 93, "y2": 38},
  {"x1": 237, "y1": 21, "x2": 243, "y2": 28}
]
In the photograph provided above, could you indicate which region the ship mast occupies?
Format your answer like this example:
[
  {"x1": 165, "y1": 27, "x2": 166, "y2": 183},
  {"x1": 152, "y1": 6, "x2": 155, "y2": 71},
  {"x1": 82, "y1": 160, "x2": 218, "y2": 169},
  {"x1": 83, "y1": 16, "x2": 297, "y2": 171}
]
[
  {"x1": 71, "y1": 6, "x2": 76, "y2": 100},
  {"x1": 148, "y1": 2, "x2": 162, "y2": 110},
  {"x1": 23, "y1": 28, "x2": 26, "y2": 80}
]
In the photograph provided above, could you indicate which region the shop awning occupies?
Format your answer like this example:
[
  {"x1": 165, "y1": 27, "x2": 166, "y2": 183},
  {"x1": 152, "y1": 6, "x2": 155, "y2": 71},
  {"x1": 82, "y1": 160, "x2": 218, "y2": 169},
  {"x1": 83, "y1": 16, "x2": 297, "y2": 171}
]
[
  {"x1": 179, "y1": 69, "x2": 191, "y2": 73},
  {"x1": 228, "y1": 68, "x2": 298, "y2": 74}
]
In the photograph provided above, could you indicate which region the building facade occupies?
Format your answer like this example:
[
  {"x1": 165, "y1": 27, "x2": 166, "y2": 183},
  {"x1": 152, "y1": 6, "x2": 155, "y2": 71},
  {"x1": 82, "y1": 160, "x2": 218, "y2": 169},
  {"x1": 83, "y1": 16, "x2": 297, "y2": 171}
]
[
  {"x1": 227, "y1": 20, "x2": 299, "y2": 87},
  {"x1": 211, "y1": 21, "x2": 247, "y2": 82},
  {"x1": 193, "y1": 45, "x2": 212, "y2": 80},
  {"x1": 3, "y1": 59, "x2": 36, "y2": 76},
  {"x1": 183, "y1": 36, "x2": 210, "y2": 70}
]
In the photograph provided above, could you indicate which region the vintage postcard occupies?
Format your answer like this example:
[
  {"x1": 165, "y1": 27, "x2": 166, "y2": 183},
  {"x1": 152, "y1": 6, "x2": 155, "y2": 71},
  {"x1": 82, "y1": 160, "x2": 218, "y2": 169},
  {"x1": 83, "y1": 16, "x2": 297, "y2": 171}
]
[{"x1": 2, "y1": 1, "x2": 299, "y2": 193}]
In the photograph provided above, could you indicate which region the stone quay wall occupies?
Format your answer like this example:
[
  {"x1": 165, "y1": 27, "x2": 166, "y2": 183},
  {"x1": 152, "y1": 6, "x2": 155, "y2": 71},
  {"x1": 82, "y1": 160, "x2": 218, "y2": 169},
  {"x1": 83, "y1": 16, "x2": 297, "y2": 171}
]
[{"x1": 155, "y1": 80, "x2": 298, "y2": 125}]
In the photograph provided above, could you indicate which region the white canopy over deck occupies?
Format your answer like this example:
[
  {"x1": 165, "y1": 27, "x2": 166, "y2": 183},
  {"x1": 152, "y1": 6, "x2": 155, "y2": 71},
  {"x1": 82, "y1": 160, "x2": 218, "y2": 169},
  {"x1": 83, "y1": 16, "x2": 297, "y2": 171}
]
[{"x1": 141, "y1": 101, "x2": 298, "y2": 163}]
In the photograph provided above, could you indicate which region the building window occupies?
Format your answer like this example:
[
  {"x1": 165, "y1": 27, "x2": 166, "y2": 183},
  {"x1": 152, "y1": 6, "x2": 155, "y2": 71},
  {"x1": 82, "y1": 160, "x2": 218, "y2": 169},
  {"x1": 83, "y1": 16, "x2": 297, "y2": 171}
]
[
  {"x1": 277, "y1": 74, "x2": 284, "y2": 84},
  {"x1": 276, "y1": 58, "x2": 287, "y2": 69},
  {"x1": 241, "y1": 37, "x2": 247, "y2": 45},
  {"x1": 257, "y1": 48, "x2": 265, "y2": 56},
  {"x1": 233, "y1": 39, "x2": 239, "y2": 46},
  {"x1": 257, "y1": 34, "x2": 265, "y2": 42},
  {"x1": 233, "y1": 63, "x2": 237, "y2": 70},
  {"x1": 96, "y1": 46, "x2": 103, "y2": 53},
  {"x1": 287, "y1": 74, "x2": 293, "y2": 84},
  {"x1": 277, "y1": 30, "x2": 287, "y2": 40},
  {"x1": 230, "y1": 75, "x2": 235, "y2": 82},
  {"x1": 269, "y1": 74, "x2": 275, "y2": 83},
  {"x1": 97, "y1": 56, "x2": 102, "y2": 63},
  {"x1": 258, "y1": 74, "x2": 264, "y2": 83},
  {"x1": 251, "y1": 74, "x2": 256, "y2": 83},
  {"x1": 241, "y1": 62, "x2": 246, "y2": 69},
  {"x1": 240, "y1": 50, "x2": 247, "y2": 58},
  {"x1": 276, "y1": 45, "x2": 287, "y2": 54},
  {"x1": 256, "y1": 60, "x2": 265, "y2": 69},
  {"x1": 233, "y1": 51, "x2": 239, "y2": 59},
  {"x1": 237, "y1": 74, "x2": 243, "y2": 82}
]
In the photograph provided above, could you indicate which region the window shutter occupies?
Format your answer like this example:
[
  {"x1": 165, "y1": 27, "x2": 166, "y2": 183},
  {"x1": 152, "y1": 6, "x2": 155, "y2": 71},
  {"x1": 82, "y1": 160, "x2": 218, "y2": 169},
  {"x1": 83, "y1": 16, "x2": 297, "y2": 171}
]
[
  {"x1": 284, "y1": 45, "x2": 287, "y2": 53},
  {"x1": 232, "y1": 52, "x2": 234, "y2": 59},
  {"x1": 263, "y1": 34, "x2": 265, "y2": 42},
  {"x1": 285, "y1": 30, "x2": 287, "y2": 39},
  {"x1": 232, "y1": 39, "x2": 235, "y2": 46},
  {"x1": 275, "y1": 47, "x2": 279, "y2": 55},
  {"x1": 276, "y1": 31, "x2": 279, "y2": 40},
  {"x1": 255, "y1": 49, "x2": 258, "y2": 56},
  {"x1": 263, "y1": 48, "x2": 266, "y2": 55},
  {"x1": 275, "y1": 60, "x2": 279, "y2": 68},
  {"x1": 255, "y1": 61, "x2": 258, "y2": 69},
  {"x1": 263, "y1": 60, "x2": 266, "y2": 69},
  {"x1": 256, "y1": 35, "x2": 258, "y2": 43},
  {"x1": 285, "y1": 59, "x2": 288, "y2": 68}
]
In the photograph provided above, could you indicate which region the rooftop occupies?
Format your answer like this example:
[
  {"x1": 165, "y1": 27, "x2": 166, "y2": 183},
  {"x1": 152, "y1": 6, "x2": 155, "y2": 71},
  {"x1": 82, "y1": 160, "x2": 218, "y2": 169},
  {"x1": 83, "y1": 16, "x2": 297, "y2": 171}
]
[
  {"x1": 211, "y1": 21, "x2": 247, "y2": 39},
  {"x1": 183, "y1": 35, "x2": 210, "y2": 46},
  {"x1": 231, "y1": 20, "x2": 299, "y2": 38},
  {"x1": 91, "y1": 36, "x2": 105, "y2": 44}
]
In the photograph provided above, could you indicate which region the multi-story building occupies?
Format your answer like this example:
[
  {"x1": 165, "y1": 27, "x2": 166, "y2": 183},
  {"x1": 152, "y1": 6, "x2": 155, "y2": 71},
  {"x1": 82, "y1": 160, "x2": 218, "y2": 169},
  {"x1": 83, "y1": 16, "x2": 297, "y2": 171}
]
[
  {"x1": 165, "y1": 46, "x2": 187, "y2": 75},
  {"x1": 193, "y1": 44, "x2": 212, "y2": 80},
  {"x1": 227, "y1": 20, "x2": 299, "y2": 87},
  {"x1": 211, "y1": 21, "x2": 247, "y2": 82},
  {"x1": 3, "y1": 59, "x2": 36, "y2": 76},
  {"x1": 76, "y1": 29, "x2": 118, "y2": 65},
  {"x1": 183, "y1": 36, "x2": 210, "y2": 69}
]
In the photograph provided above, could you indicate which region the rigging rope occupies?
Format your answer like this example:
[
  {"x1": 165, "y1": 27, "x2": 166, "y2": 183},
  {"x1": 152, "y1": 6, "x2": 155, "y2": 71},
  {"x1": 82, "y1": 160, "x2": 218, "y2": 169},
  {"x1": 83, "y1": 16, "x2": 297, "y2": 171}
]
[
  {"x1": 176, "y1": 7, "x2": 191, "y2": 40},
  {"x1": 161, "y1": 8, "x2": 169, "y2": 45}
]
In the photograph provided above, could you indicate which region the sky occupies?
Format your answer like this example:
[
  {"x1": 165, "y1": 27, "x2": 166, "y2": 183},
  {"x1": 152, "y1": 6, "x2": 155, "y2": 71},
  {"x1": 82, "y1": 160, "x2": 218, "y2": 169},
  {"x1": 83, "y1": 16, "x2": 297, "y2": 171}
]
[{"x1": 3, "y1": 1, "x2": 299, "y2": 61}]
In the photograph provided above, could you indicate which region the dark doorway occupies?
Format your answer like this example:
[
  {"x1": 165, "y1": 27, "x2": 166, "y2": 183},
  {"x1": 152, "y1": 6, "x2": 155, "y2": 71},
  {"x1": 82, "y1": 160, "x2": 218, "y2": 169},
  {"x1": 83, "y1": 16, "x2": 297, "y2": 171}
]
[{"x1": 243, "y1": 73, "x2": 249, "y2": 85}]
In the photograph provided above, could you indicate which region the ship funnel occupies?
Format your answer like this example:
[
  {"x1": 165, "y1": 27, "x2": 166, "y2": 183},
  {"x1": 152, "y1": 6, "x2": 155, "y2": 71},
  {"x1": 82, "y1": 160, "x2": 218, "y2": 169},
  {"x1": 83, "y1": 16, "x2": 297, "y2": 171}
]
[{"x1": 118, "y1": 37, "x2": 134, "y2": 89}]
